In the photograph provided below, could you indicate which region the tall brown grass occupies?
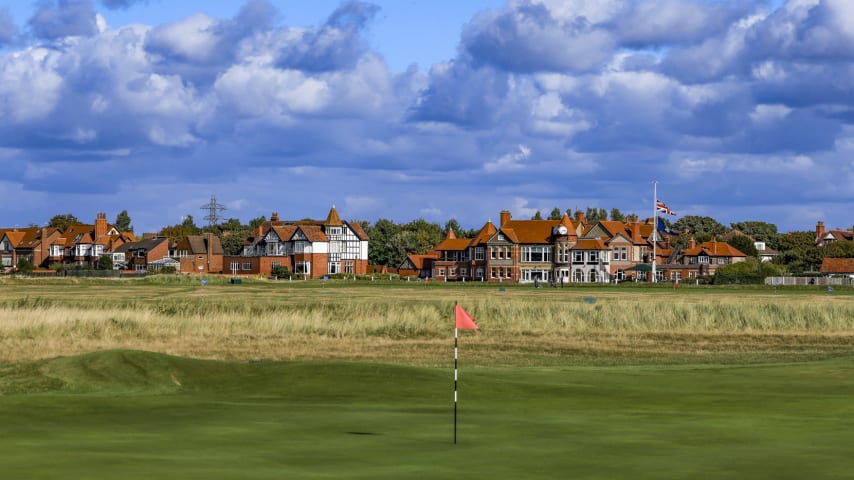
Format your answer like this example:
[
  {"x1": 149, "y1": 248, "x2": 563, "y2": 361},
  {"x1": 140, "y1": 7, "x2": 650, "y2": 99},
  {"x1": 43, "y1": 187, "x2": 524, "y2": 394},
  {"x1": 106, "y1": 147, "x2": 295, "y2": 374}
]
[{"x1": 1, "y1": 278, "x2": 852, "y2": 365}]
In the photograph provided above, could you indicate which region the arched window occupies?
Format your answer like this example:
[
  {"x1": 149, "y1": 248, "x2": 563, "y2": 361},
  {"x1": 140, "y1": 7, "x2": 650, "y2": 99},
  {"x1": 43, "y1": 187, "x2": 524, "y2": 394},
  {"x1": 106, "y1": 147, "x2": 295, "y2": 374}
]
[
  {"x1": 589, "y1": 270, "x2": 598, "y2": 282},
  {"x1": 573, "y1": 269, "x2": 583, "y2": 283}
]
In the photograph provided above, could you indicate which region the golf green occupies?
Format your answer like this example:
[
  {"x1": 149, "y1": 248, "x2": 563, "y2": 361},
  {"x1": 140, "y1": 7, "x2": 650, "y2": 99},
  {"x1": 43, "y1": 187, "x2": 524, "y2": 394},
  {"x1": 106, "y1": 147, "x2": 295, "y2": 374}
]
[{"x1": 1, "y1": 350, "x2": 853, "y2": 479}]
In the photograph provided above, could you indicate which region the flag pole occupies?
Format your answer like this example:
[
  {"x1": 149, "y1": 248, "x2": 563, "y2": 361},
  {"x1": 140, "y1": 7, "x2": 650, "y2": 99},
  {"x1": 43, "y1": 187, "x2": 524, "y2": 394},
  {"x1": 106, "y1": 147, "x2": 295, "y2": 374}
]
[
  {"x1": 454, "y1": 324, "x2": 458, "y2": 444},
  {"x1": 454, "y1": 302, "x2": 459, "y2": 445},
  {"x1": 652, "y1": 180, "x2": 658, "y2": 283}
]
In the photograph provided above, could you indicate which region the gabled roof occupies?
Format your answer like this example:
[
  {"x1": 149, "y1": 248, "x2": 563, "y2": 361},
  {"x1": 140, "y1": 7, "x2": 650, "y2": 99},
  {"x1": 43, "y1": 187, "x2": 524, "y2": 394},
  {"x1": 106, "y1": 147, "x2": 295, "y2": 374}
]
[
  {"x1": 559, "y1": 214, "x2": 578, "y2": 237},
  {"x1": 346, "y1": 221, "x2": 370, "y2": 241},
  {"x1": 497, "y1": 219, "x2": 559, "y2": 244},
  {"x1": 399, "y1": 252, "x2": 440, "y2": 270},
  {"x1": 682, "y1": 239, "x2": 746, "y2": 257},
  {"x1": 128, "y1": 237, "x2": 168, "y2": 251},
  {"x1": 470, "y1": 221, "x2": 497, "y2": 246},
  {"x1": 434, "y1": 228, "x2": 471, "y2": 251},
  {"x1": 820, "y1": 258, "x2": 854, "y2": 274},
  {"x1": 574, "y1": 238, "x2": 609, "y2": 250},
  {"x1": 298, "y1": 225, "x2": 328, "y2": 242},
  {"x1": 185, "y1": 235, "x2": 224, "y2": 255},
  {"x1": 825, "y1": 230, "x2": 854, "y2": 242},
  {"x1": 270, "y1": 225, "x2": 298, "y2": 242}
]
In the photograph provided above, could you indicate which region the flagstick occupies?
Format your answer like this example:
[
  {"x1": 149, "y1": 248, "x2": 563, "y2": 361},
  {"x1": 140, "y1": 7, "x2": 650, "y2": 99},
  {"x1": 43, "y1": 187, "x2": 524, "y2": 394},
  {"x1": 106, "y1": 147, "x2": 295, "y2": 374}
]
[{"x1": 454, "y1": 325, "x2": 458, "y2": 445}]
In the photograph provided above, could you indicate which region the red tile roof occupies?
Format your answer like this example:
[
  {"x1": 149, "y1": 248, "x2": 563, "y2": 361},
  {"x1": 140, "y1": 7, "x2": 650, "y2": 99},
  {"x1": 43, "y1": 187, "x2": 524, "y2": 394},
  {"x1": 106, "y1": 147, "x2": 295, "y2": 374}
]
[
  {"x1": 820, "y1": 258, "x2": 854, "y2": 274},
  {"x1": 682, "y1": 239, "x2": 746, "y2": 257},
  {"x1": 500, "y1": 219, "x2": 559, "y2": 244},
  {"x1": 574, "y1": 238, "x2": 609, "y2": 250}
]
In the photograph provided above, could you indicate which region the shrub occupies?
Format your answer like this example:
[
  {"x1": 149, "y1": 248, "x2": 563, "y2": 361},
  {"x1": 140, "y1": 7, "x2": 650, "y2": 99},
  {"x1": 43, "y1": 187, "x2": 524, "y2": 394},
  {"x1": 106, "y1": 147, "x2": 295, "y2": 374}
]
[{"x1": 713, "y1": 258, "x2": 787, "y2": 285}]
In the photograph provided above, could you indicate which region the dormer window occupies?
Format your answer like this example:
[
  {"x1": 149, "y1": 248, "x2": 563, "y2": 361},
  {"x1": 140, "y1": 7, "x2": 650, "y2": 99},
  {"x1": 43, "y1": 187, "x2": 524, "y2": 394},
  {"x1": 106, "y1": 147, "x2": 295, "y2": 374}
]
[{"x1": 497, "y1": 234, "x2": 505, "y2": 241}]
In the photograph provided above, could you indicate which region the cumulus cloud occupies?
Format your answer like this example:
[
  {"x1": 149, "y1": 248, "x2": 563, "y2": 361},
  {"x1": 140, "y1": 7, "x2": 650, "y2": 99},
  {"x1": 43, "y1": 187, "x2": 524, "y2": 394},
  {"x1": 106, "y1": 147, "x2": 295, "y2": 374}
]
[
  {"x1": 1, "y1": 0, "x2": 853, "y2": 233},
  {"x1": 29, "y1": 0, "x2": 100, "y2": 40},
  {"x1": 276, "y1": 1, "x2": 379, "y2": 72}
]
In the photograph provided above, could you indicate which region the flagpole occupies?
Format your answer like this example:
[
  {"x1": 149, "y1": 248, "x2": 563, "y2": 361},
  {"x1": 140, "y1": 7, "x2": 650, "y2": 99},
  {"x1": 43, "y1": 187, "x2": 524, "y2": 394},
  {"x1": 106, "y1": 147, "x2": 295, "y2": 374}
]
[
  {"x1": 454, "y1": 323, "x2": 458, "y2": 445},
  {"x1": 652, "y1": 181, "x2": 658, "y2": 283}
]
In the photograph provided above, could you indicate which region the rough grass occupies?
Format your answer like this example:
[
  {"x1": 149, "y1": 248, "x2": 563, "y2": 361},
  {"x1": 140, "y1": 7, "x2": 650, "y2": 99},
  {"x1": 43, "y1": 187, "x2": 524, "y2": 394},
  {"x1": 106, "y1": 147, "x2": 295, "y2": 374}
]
[{"x1": 0, "y1": 277, "x2": 852, "y2": 365}]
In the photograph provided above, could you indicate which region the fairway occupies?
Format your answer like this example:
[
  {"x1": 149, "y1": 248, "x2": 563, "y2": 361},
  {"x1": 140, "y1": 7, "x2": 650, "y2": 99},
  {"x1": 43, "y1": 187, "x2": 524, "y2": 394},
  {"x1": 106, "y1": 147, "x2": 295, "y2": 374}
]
[{"x1": 2, "y1": 350, "x2": 854, "y2": 479}]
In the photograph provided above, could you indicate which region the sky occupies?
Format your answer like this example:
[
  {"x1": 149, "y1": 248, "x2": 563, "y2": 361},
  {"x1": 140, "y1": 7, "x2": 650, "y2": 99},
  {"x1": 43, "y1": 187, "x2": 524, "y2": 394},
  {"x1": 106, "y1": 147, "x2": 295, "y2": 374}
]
[{"x1": 0, "y1": 0, "x2": 852, "y2": 235}]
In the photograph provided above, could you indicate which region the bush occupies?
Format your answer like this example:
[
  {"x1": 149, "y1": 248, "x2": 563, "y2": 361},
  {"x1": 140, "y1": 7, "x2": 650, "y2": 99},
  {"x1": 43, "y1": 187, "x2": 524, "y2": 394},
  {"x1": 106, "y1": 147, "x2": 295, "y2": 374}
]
[
  {"x1": 16, "y1": 258, "x2": 34, "y2": 273},
  {"x1": 97, "y1": 255, "x2": 113, "y2": 271},
  {"x1": 713, "y1": 258, "x2": 787, "y2": 285},
  {"x1": 271, "y1": 265, "x2": 290, "y2": 278}
]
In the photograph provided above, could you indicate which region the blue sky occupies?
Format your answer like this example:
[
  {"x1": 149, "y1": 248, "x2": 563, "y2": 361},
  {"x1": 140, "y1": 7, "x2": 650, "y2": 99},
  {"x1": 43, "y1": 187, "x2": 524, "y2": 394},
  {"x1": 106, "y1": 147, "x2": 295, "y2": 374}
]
[{"x1": 0, "y1": 0, "x2": 852, "y2": 235}]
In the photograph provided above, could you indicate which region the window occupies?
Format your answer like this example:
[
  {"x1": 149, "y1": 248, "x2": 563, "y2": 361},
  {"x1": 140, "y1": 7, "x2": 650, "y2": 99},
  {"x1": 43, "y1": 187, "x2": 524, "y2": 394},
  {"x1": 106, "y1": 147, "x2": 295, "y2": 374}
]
[
  {"x1": 589, "y1": 251, "x2": 598, "y2": 262},
  {"x1": 505, "y1": 268, "x2": 512, "y2": 279},
  {"x1": 272, "y1": 262, "x2": 281, "y2": 269},
  {"x1": 242, "y1": 263, "x2": 252, "y2": 271},
  {"x1": 588, "y1": 270, "x2": 598, "y2": 282},
  {"x1": 690, "y1": 257, "x2": 698, "y2": 264},
  {"x1": 438, "y1": 268, "x2": 445, "y2": 277},
  {"x1": 450, "y1": 268, "x2": 456, "y2": 276},
  {"x1": 476, "y1": 268, "x2": 483, "y2": 278},
  {"x1": 490, "y1": 247, "x2": 496, "y2": 259},
  {"x1": 230, "y1": 262, "x2": 239, "y2": 273},
  {"x1": 670, "y1": 271, "x2": 682, "y2": 281},
  {"x1": 718, "y1": 258, "x2": 726, "y2": 265},
  {"x1": 505, "y1": 247, "x2": 512, "y2": 260},
  {"x1": 573, "y1": 251, "x2": 584, "y2": 262},
  {"x1": 699, "y1": 255, "x2": 710, "y2": 264},
  {"x1": 344, "y1": 261, "x2": 354, "y2": 274},
  {"x1": 573, "y1": 269, "x2": 583, "y2": 282},
  {"x1": 521, "y1": 246, "x2": 552, "y2": 262},
  {"x1": 491, "y1": 267, "x2": 497, "y2": 278},
  {"x1": 475, "y1": 248, "x2": 484, "y2": 261},
  {"x1": 613, "y1": 246, "x2": 627, "y2": 261},
  {"x1": 688, "y1": 271, "x2": 696, "y2": 279},
  {"x1": 460, "y1": 268, "x2": 467, "y2": 277}
]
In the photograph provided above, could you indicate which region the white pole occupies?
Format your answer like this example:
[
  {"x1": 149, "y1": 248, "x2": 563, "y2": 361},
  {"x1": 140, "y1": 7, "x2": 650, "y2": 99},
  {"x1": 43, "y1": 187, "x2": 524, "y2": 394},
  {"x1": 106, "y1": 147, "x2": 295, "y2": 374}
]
[
  {"x1": 454, "y1": 326, "x2": 459, "y2": 444},
  {"x1": 652, "y1": 181, "x2": 658, "y2": 283}
]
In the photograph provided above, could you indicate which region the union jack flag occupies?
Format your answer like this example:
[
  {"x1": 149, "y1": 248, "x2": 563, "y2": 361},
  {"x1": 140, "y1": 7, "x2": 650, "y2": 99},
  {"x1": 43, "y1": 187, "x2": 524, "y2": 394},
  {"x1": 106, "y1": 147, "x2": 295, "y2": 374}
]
[{"x1": 656, "y1": 199, "x2": 676, "y2": 216}]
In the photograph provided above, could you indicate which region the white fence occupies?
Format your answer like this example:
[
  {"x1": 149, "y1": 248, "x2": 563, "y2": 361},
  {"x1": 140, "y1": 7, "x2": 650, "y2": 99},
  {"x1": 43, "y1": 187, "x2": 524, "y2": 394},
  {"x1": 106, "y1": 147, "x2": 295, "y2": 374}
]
[{"x1": 765, "y1": 276, "x2": 854, "y2": 286}]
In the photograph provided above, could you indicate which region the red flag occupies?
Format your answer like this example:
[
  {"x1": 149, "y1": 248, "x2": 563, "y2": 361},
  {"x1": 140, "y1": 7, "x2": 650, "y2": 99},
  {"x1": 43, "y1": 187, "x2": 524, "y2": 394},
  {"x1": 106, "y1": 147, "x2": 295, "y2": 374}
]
[{"x1": 455, "y1": 305, "x2": 478, "y2": 330}]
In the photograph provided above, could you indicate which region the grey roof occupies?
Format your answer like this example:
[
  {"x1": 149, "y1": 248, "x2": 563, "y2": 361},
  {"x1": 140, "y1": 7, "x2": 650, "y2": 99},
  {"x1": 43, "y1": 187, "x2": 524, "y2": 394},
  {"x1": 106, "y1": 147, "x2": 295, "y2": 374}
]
[{"x1": 128, "y1": 237, "x2": 168, "y2": 251}]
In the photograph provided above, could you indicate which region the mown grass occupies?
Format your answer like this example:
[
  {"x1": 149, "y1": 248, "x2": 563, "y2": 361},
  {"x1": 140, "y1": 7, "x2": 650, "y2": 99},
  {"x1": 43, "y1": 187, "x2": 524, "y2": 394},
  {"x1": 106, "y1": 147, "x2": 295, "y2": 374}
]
[
  {"x1": 0, "y1": 277, "x2": 853, "y2": 365},
  {"x1": 2, "y1": 350, "x2": 854, "y2": 479}
]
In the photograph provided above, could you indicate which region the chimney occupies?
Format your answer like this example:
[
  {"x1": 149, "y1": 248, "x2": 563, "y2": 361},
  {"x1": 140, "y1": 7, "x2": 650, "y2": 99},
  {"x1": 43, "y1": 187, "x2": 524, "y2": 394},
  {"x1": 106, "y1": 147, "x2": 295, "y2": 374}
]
[
  {"x1": 575, "y1": 210, "x2": 586, "y2": 224},
  {"x1": 95, "y1": 212, "x2": 107, "y2": 239},
  {"x1": 689, "y1": 237, "x2": 696, "y2": 250},
  {"x1": 500, "y1": 210, "x2": 511, "y2": 226},
  {"x1": 271, "y1": 212, "x2": 279, "y2": 224},
  {"x1": 816, "y1": 221, "x2": 825, "y2": 238},
  {"x1": 632, "y1": 222, "x2": 641, "y2": 242}
]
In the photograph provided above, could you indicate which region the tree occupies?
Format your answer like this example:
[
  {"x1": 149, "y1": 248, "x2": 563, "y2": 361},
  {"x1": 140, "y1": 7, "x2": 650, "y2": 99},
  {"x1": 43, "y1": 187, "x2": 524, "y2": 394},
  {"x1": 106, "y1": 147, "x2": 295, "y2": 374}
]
[
  {"x1": 727, "y1": 235, "x2": 759, "y2": 257},
  {"x1": 775, "y1": 231, "x2": 821, "y2": 274},
  {"x1": 548, "y1": 208, "x2": 562, "y2": 220},
  {"x1": 713, "y1": 257, "x2": 787, "y2": 285},
  {"x1": 730, "y1": 221, "x2": 779, "y2": 249},
  {"x1": 531, "y1": 211, "x2": 543, "y2": 220},
  {"x1": 114, "y1": 210, "x2": 133, "y2": 232},
  {"x1": 159, "y1": 215, "x2": 201, "y2": 245},
  {"x1": 672, "y1": 216, "x2": 728, "y2": 241},
  {"x1": 610, "y1": 208, "x2": 625, "y2": 222},
  {"x1": 48, "y1": 213, "x2": 80, "y2": 231},
  {"x1": 444, "y1": 218, "x2": 463, "y2": 236},
  {"x1": 249, "y1": 216, "x2": 267, "y2": 230},
  {"x1": 16, "y1": 257, "x2": 34, "y2": 273},
  {"x1": 585, "y1": 207, "x2": 607, "y2": 223},
  {"x1": 97, "y1": 254, "x2": 113, "y2": 271},
  {"x1": 822, "y1": 241, "x2": 854, "y2": 258},
  {"x1": 365, "y1": 218, "x2": 401, "y2": 266}
]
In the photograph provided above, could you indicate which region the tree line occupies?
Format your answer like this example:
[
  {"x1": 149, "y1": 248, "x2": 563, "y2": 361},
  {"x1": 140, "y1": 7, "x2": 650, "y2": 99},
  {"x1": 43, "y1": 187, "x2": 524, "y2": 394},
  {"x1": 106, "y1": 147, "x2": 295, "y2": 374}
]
[{"x1": 38, "y1": 210, "x2": 854, "y2": 275}]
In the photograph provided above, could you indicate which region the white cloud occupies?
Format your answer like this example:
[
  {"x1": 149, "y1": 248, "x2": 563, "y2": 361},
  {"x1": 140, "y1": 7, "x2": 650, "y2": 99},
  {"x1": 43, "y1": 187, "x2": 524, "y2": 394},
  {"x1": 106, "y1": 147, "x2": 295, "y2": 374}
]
[{"x1": 484, "y1": 144, "x2": 532, "y2": 172}]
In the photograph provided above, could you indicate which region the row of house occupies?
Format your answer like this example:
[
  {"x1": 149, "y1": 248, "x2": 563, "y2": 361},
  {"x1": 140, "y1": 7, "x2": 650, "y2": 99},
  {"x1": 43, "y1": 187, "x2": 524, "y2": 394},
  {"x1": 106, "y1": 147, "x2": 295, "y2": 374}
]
[
  {"x1": 3, "y1": 208, "x2": 852, "y2": 281},
  {"x1": 1, "y1": 206, "x2": 369, "y2": 279},
  {"x1": 399, "y1": 210, "x2": 753, "y2": 284}
]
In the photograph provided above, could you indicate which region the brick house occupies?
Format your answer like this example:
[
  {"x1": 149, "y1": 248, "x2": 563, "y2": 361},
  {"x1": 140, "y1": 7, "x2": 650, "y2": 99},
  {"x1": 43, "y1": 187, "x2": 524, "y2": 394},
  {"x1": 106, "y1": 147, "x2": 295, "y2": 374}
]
[
  {"x1": 225, "y1": 206, "x2": 369, "y2": 278},
  {"x1": 125, "y1": 237, "x2": 170, "y2": 271},
  {"x1": 820, "y1": 258, "x2": 854, "y2": 277},
  {"x1": 174, "y1": 234, "x2": 224, "y2": 274},
  {"x1": 815, "y1": 221, "x2": 854, "y2": 247},
  {"x1": 1, "y1": 213, "x2": 134, "y2": 270},
  {"x1": 659, "y1": 237, "x2": 747, "y2": 281}
]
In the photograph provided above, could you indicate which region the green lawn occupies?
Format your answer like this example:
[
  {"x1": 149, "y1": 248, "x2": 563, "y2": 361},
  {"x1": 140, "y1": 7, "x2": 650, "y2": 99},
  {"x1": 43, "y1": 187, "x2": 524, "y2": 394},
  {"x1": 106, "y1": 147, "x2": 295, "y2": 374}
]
[{"x1": 2, "y1": 350, "x2": 854, "y2": 479}]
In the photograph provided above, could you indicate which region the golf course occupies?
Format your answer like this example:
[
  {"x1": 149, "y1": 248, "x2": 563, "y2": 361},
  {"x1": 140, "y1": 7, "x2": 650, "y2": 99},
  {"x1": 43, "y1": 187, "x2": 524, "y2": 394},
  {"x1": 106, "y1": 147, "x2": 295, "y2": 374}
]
[{"x1": 2, "y1": 276, "x2": 854, "y2": 478}]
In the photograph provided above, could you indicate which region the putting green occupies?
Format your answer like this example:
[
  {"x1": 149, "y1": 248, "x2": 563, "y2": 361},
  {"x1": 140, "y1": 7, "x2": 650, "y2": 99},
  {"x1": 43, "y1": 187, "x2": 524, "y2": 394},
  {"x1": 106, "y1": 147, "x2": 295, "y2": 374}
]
[{"x1": 1, "y1": 350, "x2": 853, "y2": 479}]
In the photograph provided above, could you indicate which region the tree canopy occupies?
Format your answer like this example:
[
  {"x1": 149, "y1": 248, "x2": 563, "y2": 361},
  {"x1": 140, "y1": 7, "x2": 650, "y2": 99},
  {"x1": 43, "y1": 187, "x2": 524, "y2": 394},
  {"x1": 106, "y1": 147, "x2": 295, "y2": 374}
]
[
  {"x1": 48, "y1": 213, "x2": 80, "y2": 231},
  {"x1": 114, "y1": 210, "x2": 133, "y2": 233}
]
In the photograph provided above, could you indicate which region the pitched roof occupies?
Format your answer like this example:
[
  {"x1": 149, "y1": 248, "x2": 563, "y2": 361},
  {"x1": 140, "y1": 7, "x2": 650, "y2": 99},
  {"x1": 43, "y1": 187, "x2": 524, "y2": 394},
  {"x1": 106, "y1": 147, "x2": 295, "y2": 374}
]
[
  {"x1": 471, "y1": 221, "x2": 497, "y2": 245},
  {"x1": 559, "y1": 214, "x2": 578, "y2": 237},
  {"x1": 820, "y1": 258, "x2": 854, "y2": 274},
  {"x1": 298, "y1": 225, "x2": 328, "y2": 242},
  {"x1": 682, "y1": 239, "x2": 746, "y2": 257},
  {"x1": 270, "y1": 225, "x2": 298, "y2": 242},
  {"x1": 346, "y1": 221, "x2": 369, "y2": 240},
  {"x1": 499, "y1": 219, "x2": 559, "y2": 244},
  {"x1": 128, "y1": 237, "x2": 168, "y2": 251},
  {"x1": 185, "y1": 235, "x2": 224, "y2": 255},
  {"x1": 399, "y1": 252, "x2": 440, "y2": 270},
  {"x1": 574, "y1": 238, "x2": 609, "y2": 250},
  {"x1": 434, "y1": 237, "x2": 472, "y2": 251}
]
